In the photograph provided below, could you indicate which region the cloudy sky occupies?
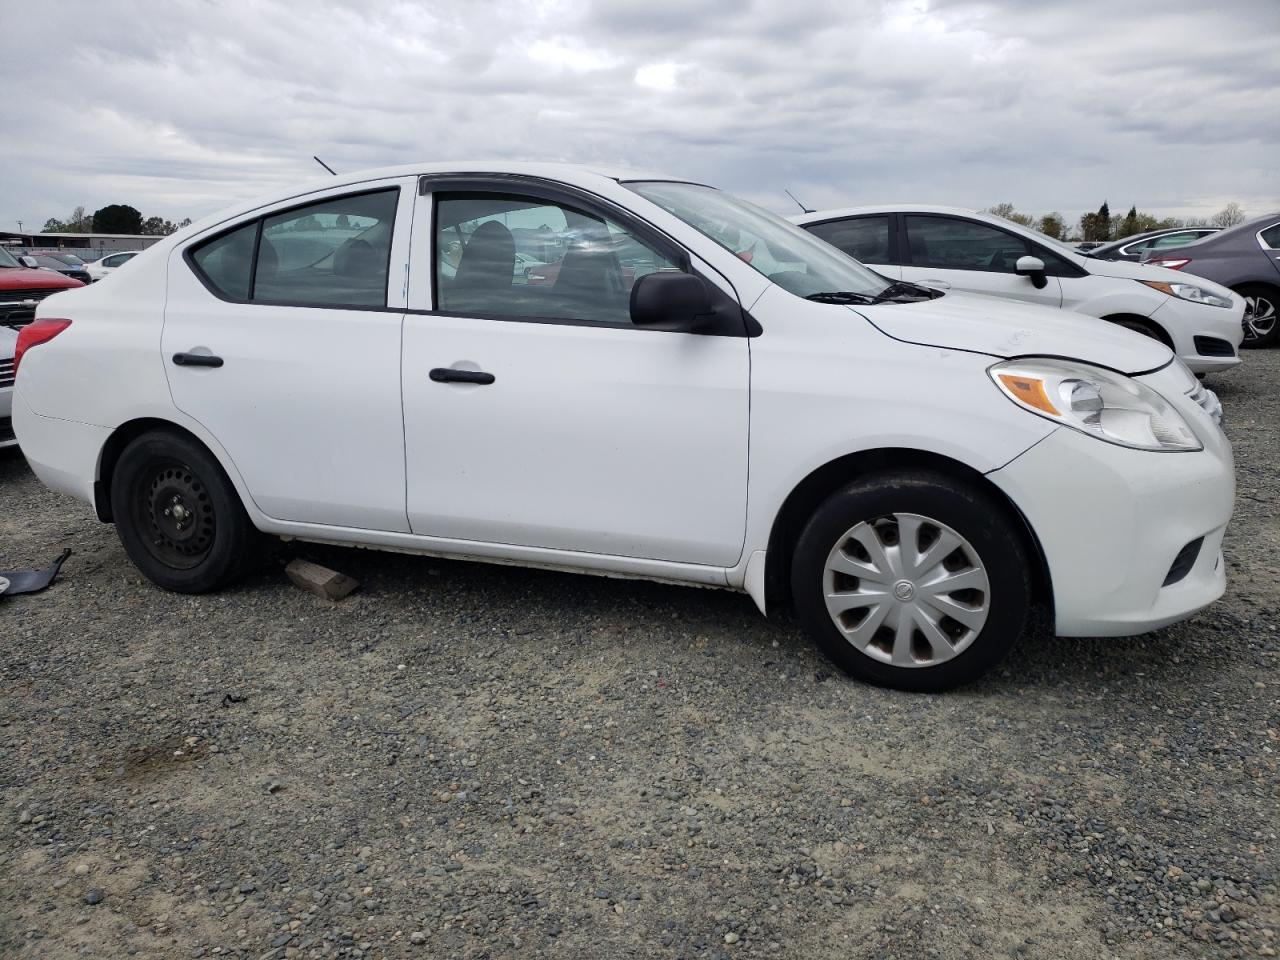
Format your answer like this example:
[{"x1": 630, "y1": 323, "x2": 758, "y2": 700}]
[{"x1": 2, "y1": 0, "x2": 1277, "y2": 232}]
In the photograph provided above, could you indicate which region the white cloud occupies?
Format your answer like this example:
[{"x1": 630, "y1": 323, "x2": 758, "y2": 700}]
[{"x1": 0, "y1": 0, "x2": 1275, "y2": 231}]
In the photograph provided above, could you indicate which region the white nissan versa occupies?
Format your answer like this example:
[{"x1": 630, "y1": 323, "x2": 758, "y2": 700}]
[
  {"x1": 13, "y1": 163, "x2": 1234, "y2": 691},
  {"x1": 791, "y1": 205, "x2": 1246, "y2": 375}
]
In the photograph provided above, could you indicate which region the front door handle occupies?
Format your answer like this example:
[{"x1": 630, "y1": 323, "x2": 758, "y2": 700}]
[
  {"x1": 172, "y1": 352, "x2": 224, "y2": 368},
  {"x1": 430, "y1": 367, "x2": 495, "y2": 385}
]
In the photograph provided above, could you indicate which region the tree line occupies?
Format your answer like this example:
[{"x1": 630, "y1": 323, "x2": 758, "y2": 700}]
[
  {"x1": 987, "y1": 200, "x2": 1248, "y2": 243},
  {"x1": 41, "y1": 204, "x2": 192, "y2": 237}
]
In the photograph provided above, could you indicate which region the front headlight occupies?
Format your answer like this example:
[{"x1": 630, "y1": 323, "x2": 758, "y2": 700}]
[
  {"x1": 1137, "y1": 279, "x2": 1232, "y2": 309},
  {"x1": 989, "y1": 358, "x2": 1202, "y2": 452}
]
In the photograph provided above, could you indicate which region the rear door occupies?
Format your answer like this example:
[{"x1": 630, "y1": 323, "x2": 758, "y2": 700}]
[
  {"x1": 163, "y1": 179, "x2": 415, "y2": 531},
  {"x1": 802, "y1": 214, "x2": 901, "y2": 279},
  {"x1": 899, "y1": 214, "x2": 1062, "y2": 307}
]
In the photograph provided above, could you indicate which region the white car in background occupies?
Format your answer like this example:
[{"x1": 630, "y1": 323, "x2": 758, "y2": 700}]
[
  {"x1": 791, "y1": 205, "x2": 1246, "y2": 374},
  {"x1": 12, "y1": 163, "x2": 1234, "y2": 691},
  {"x1": 85, "y1": 250, "x2": 141, "y2": 282}
]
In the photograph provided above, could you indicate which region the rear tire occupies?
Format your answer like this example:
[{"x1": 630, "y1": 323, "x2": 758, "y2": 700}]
[
  {"x1": 1238, "y1": 284, "x2": 1278, "y2": 347},
  {"x1": 790, "y1": 471, "x2": 1032, "y2": 692},
  {"x1": 110, "y1": 430, "x2": 259, "y2": 593}
]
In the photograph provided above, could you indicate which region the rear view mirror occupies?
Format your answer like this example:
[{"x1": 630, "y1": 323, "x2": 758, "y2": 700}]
[
  {"x1": 1015, "y1": 255, "x2": 1048, "y2": 289},
  {"x1": 630, "y1": 272, "x2": 713, "y2": 331}
]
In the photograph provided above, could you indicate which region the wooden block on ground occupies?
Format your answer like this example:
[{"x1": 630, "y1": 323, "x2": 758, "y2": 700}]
[{"x1": 286, "y1": 559, "x2": 359, "y2": 600}]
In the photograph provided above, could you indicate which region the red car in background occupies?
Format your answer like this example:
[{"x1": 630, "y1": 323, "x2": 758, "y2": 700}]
[{"x1": 1, "y1": 245, "x2": 84, "y2": 329}]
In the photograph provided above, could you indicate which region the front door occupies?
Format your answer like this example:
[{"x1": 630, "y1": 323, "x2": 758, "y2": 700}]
[
  {"x1": 163, "y1": 181, "x2": 414, "y2": 532},
  {"x1": 899, "y1": 214, "x2": 1063, "y2": 307},
  {"x1": 400, "y1": 181, "x2": 751, "y2": 567}
]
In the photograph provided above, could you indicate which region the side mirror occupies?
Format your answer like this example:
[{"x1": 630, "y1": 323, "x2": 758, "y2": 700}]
[
  {"x1": 1015, "y1": 255, "x2": 1048, "y2": 289},
  {"x1": 630, "y1": 272, "x2": 712, "y2": 331},
  {"x1": 19, "y1": 255, "x2": 38, "y2": 268}
]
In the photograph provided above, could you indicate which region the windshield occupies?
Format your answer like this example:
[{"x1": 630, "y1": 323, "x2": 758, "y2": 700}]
[
  {"x1": 0, "y1": 246, "x2": 19, "y2": 268},
  {"x1": 627, "y1": 181, "x2": 892, "y2": 299}
]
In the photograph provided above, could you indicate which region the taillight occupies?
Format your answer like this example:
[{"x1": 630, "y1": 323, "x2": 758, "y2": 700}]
[
  {"x1": 14, "y1": 318, "x2": 72, "y2": 376},
  {"x1": 1148, "y1": 258, "x2": 1190, "y2": 271}
]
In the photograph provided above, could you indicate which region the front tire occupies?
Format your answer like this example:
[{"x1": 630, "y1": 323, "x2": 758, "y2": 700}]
[
  {"x1": 790, "y1": 471, "x2": 1032, "y2": 692},
  {"x1": 110, "y1": 430, "x2": 259, "y2": 593}
]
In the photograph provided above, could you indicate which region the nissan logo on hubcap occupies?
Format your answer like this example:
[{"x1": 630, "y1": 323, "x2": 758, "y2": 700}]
[{"x1": 893, "y1": 580, "x2": 916, "y2": 602}]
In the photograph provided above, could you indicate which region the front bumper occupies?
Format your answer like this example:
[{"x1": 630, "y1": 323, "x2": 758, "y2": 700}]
[
  {"x1": 988, "y1": 392, "x2": 1234, "y2": 637},
  {"x1": 1153, "y1": 295, "x2": 1245, "y2": 375},
  {"x1": 0, "y1": 384, "x2": 14, "y2": 448}
]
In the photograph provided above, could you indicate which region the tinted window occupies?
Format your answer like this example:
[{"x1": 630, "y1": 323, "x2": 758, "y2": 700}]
[
  {"x1": 1260, "y1": 223, "x2": 1280, "y2": 249},
  {"x1": 435, "y1": 193, "x2": 682, "y2": 325},
  {"x1": 904, "y1": 216, "x2": 1031, "y2": 273},
  {"x1": 255, "y1": 190, "x2": 397, "y2": 307},
  {"x1": 805, "y1": 216, "x2": 890, "y2": 263},
  {"x1": 1148, "y1": 231, "x2": 1202, "y2": 251},
  {"x1": 191, "y1": 221, "x2": 257, "y2": 299}
]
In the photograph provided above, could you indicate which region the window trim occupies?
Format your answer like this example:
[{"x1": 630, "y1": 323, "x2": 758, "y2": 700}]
[
  {"x1": 799, "y1": 213, "x2": 897, "y2": 266},
  {"x1": 1256, "y1": 221, "x2": 1280, "y2": 252},
  {"x1": 415, "y1": 175, "x2": 757, "y2": 337},
  {"x1": 183, "y1": 185, "x2": 403, "y2": 312},
  {"x1": 903, "y1": 213, "x2": 1086, "y2": 278},
  {"x1": 1118, "y1": 228, "x2": 1214, "y2": 258}
]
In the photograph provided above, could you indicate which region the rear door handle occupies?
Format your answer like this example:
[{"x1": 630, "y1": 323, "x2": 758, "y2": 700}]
[
  {"x1": 430, "y1": 367, "x2": 494, "y2": 385},
  {"x1": 172, "y1": 352, "x2": 224, "y2": 368}
]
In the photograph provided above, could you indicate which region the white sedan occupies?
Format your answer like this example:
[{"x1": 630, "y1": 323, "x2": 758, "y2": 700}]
[
  {"x1": 791, "y1": 205, "x2": 1246, "y2": 374},
  {"x1": 84, "y1": 250, "x2": 141, "y2": 282},
  {"x1": 12, "y1": 163, "x2": 1234, "y2": 690}
]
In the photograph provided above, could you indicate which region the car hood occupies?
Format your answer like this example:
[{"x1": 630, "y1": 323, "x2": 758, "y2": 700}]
[
  {"x1": 0, "y1": 267, "x2": 83, "y2": 291},
  {"x1": 1082, "y1": 255, "x2": 1236, "y2": 293},
  {"x1": 859, "y1": 290, "x2": 1173, "y2": 375}
]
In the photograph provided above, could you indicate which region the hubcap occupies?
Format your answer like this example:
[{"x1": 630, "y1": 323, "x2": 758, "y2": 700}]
[
  {"x1": 1243, "y1": 295, "x2": 1277, "y2": 342},
  {"x1": 131, "y1": 460, "x2": 216, "y2": 570},
  {"x1": 822, "y1": 513, "x2": 990, "y2": 668}
]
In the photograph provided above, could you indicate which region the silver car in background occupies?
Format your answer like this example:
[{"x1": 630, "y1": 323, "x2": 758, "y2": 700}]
[{"x1": 1145, "y1": 212, "x2": 1280, "y2": 347}]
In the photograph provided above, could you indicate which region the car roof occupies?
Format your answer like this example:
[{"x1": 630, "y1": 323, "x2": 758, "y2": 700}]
[
  {"x1": 173, "y1": 161, "x2": 702, "y2": 243},
  {"x1": 790, "y1": 203, "x2": 981, "y2": 224}
]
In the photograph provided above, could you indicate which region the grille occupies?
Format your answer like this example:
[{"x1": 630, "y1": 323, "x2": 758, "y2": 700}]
[
  {"x1": 1163, "y1": 537, "x2": 1203, "y2": 587},
  {"x1": 0, "y1": 287, "x2": 68, "y2": 327},
  {"x1": 0, "y1": 358, "x2": 13, "y2": 388},
  {"x1": 1193, "y1": 336, "x2": 1235, "y2": 358},
  {"x1": 0, "y1": 417, "x2": 13, "y2": 444}
]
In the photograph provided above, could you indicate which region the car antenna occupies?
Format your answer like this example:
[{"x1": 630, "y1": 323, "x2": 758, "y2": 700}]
[
  {"x1": 784, "y1": 189, "x2": 813, "y2": 214},
  {"x1": 314, "y1": 156, "x2": 337, "y2": 176}
]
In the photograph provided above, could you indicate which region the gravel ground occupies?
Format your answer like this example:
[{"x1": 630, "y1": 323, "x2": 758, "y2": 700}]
[{"x1": 1, "y1": 351, "x2": 1277, "y2": 960}]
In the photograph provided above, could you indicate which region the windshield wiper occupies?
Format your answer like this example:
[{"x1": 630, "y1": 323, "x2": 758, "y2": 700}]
[
  {"x1": 804, "y1": 290, "x2": 878, "y2": 305},
  {"x1": 870, "y1": 280, "x2": 938, "y2": 303}
]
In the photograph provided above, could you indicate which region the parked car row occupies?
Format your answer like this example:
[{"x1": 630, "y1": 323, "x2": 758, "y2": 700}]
[
  {"x1": 0, "y1": 243, "x2": 86, "y2": 448},
  {"x1": 8, "y1": 162, "x2": 1241, "y2": 693},
  {"x1": 8, "y1": 248, "x2": 141, "y2": 284},
  {"x1": 790, "y1": 205, "x2": 1247, "y2": 375}
]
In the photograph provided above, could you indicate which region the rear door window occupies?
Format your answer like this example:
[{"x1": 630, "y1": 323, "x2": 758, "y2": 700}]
[
  {"x1": 804, "y1": 216, "x2": 891, "y2": 263},
  {"x1": 189, "y1": 189, "x2": 399, "y2": 307}
]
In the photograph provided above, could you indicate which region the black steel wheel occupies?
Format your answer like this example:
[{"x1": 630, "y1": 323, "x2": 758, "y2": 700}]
[{"x1": 111, "y1": 430, "x2": 259, "y2": 592}]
